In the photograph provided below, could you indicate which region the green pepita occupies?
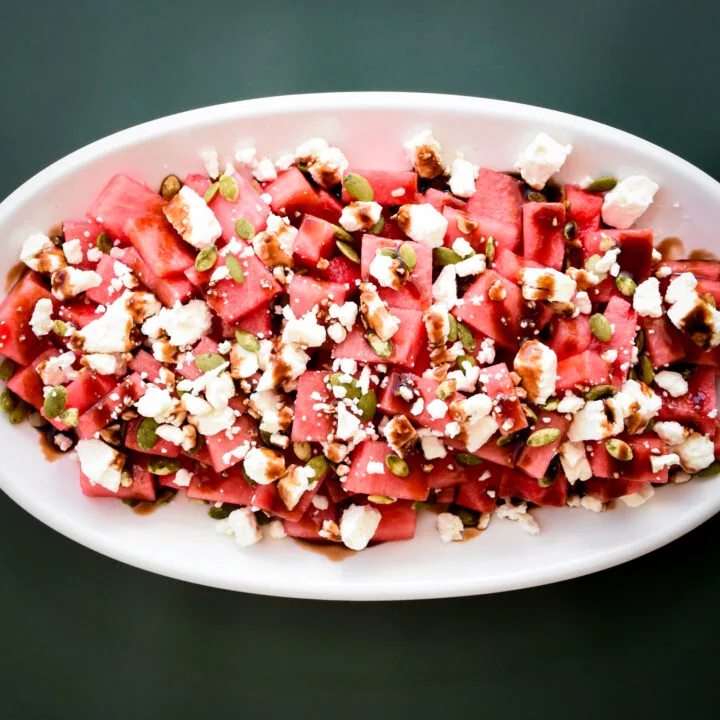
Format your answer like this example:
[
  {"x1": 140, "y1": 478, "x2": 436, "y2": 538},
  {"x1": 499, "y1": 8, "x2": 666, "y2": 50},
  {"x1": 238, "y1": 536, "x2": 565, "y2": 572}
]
[
  {"x1": 454, "y1": 506, "x2": 479, "y2": 527},
  {"x1": 148, "y1": 457, "x2": 181, "y2": 476},
  {"x1": 585, "y1": 177, "x2": 618, "y2": 193},
  {"x1": 457, "y1": 321, "x2": 476, "y2": 351},
  {"x1": 378, "y1": 247, "x2": 397, "y2": 258},
  {"x1": 219, "y1": 174, "x2": 239, "y2": 202},
  {"x1": 584, "y1": 384, "x2": 617, "y2": 401},
  {"x1": 225, "y1": 255, "x2": 245, "y2": 284},
  {"x1": 615, "y1": 272, "x2": 637, "y2": 297},
  {"x1": 457, "y1": 354, "x2": 478, "y2": 369},
  {"x1": 447, "y1": 314, "x2": 458, "y2": 343},
  {"x1": 195, "y1": 246, "x2": 218, "y2": 272},
  {"x1": 52, "y1": 319, "x2": 69, "y2": 337},
  {"x1": 204, "y1": 182, "x2": 220, "y2": 203},
  {"x1": 60, "y1": 408, "x2": 79, "y2": 428},
  {"x1": 563, "y1": 221, "x2": 578, "y2": 242},
  {"x1": 235, "y1": 329, "x2": 260, "y2": 353},
  {"x1": 0, "y1": 389, "x2": 18, "y2": 413},
  {"x1": 436, "y1": 380, "x2": 456, "y2": 401},
  {"x1": 8, "y1": 400, "x2": 30, "y2": 425},
  {"x1": 357, "y1": 390, "x2": 378, "y2": 422},
  {"x1": 398, "y1": 243, "x2": 417, "y2": 272},
  {"x1": 159, "y1": 174, "x2": 182, "y2": 201},
  {"x1": 539, "y1": 397, "x2": 559, "y2": 411},
  {"x1": 154, "y1": 487, "x2": 177, "y2": 507},
  {"x1": 366, "y1": 332, "x2": 393, "y2": 358},
  {"x1": 329, "y1": 372, "x2": 361, "y2": 398},
  {"x1": 137, "y1": 417, "x2": 159, "y2": 450},
  {"x1": 332, "y1": 224, "x2": 354, "y2": 242},
  {"x1": 605, "y1": 438, "x2": 633, "y2": 461},
  {"x1": 640, "y1": 354, "x2": 655, "y2": 385},
  {"x1": 485, "y1": 236, "x2": 496, "y2": 263},
  {"x1": 433, "y1": 247, "x2": 462, "y2": 266},
  {"x1": 455, "y1": 453, "x2": 483, "y2": 466},
  {"x1": 635, "y1": 329, "x2": 645, "y2": 354},
  {"x1": 538, "y1": 476, "x2": 556, "y2": 488},
  {"x1": 292, "y1": 441, "x2": 312, "y2": 462},
  {"x1": 496, "y1": 433, "x2": 517, "y2": 447},
  {"x1": 370, "y1": 216, "x2": 385, "y2": 235},
  {"x1": 336, "y1": 240, "x2": 360, "y2": 264},
  {"x1": 695, "y1": 461, "x2": 720, "y2": 478},
  {"x1": 385, "y1": 454, "x2": 410, "y2": 477},
  {"x1": 96, "y1": 231, "x2": 112, "y2": 254},
  {"x1": 368, "y1": 495, "x2": 396, "y2": 505},
  {"x1": 526, "y1": 428, "x2": 562, "y2": 447},
  {"x1": 43, "y1": 386, "x2": 67, "y2": 419},
  {"x1": 195, "y1": 353, "x2": 226, "y2": 372},
  {"x1": 522, "y1": 404, "x2": 539, "y2": 423},
  {"x1": 306, "y1": 454, "x2": 329, "y2": 481},
  {"x1": 235, "y1": 218, "x2": 255, "y2": 240},
  {"x1": 527, "y1": 190, "x2": 547, "y2": 203},
  {"x1": 0, "y1": 358, "x2": 15, "y2": 382},
  {"x1": 584, "y1": 254, "x2": 604, "y2": 274},
  {"x1": 590, "y1": 313, "x2": 613, "y2": 342},
  {"x1": 342, "y1": 173, "x2": 374, "y2": 202}
]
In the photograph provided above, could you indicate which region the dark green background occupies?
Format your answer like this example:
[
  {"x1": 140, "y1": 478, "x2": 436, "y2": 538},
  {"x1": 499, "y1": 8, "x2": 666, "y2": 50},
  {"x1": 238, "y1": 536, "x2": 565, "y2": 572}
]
[{"x1": 1, "y1": 1, "x2": 718, "y2": 717}]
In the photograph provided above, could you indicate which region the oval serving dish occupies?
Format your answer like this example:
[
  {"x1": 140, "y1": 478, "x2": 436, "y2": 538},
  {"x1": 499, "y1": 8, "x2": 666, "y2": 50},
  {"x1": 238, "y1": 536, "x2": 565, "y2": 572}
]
[{"x1": 1, "y1": 92, "x2": 718, "y2": 600}]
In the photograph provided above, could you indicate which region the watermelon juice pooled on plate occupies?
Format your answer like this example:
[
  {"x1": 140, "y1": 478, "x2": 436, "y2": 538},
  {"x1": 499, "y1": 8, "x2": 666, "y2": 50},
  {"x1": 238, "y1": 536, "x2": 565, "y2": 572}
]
[{"x1": 1, "y1": 129, "x2": 718, "y2": 552}]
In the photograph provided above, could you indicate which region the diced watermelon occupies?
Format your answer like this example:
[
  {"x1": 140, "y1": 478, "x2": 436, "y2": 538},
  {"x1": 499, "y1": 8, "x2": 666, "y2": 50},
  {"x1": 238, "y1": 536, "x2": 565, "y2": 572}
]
[
  {"x1": 204, "y1": 409, "x2": 259, "y2": 474},
  {"x1": 7, "y1": 348, "x2": 59, "y2": 410},
  {"x1": 493, "y1": 249, "x2": 544, "y2": 284},
  {"x1": 498, "y1": 467, "x2": 568, "y2": 507},
  {"x1": 252, "y1": 477, "x2": 323, "y2": 522},
  {"x1": 522, "y1": 202, "x2": 566, "y2": 270},
  {"x1": 220, "y1": 302, "x2": 273, "y2": 340},
  {"x1": 555, "y1": 351, "x2": 611, "y2": 393},
  {"x1": 287, "y1": 274, "x2": 347, "y2": 318},
  {"x1": 125, "y1": 215, "x2": 195, "y2": 278},
  {"x1": 442, "y1": 207, "x2": 489, "y2": 253},
  {"x1": 715, "y1": 425, "x2": 720, "y2": 460},
  {"x1": 472, "y1": 435, "x2": 520, "y2": 467},
  {"x1": 87, "y1": 174, "x2": 166, "y2": 242},
  {"x1": 423, "y1": 188, "x2": 467, "y2": 213},
  {"x1": 466, "y1": 169, "x2": 523, "y2": 253},
  {"x1": 293, "y1": 215, "x2": 337, "y2": 267},
  {"x1": 291, "y1": 371, "x2": 334, "y2": 442},
  {"x1": 58, "y1": 299, "x2": 101, "y2": 329},
  {"x1": 77, "y1": 372, "x2": 146, "y2": 439},
  {"x1": 343, "y1": 441, "x2": 429, "y2": 501},
  {"x1": 341, "y1": 170, "x2": 418, "y2": 206},
  {"x1": 176, "y1": 336, "x2": 219, "y2": 381},
  {"x1": 584, "y1": 229, "x2": 655, "y2": 284},
  {"x1": 480, "y1": 363, "x2": 528, "y2": 435},
  {"x1": 84, "y1": 254, "x2": 126, "y2": 306},
  {"x1": 321, "y1": 255, "x2": 362, "y2": 288},
  {"x1": 584, "y1": 478, "x2": 647, "y2": 502},
  {"x1": 309, "y1": 190, "x2": 344, "y2": 224},
  {"x1": 433, "y1": 486, "x2": 456, "y2": 504},
  {"x1": 123, "y1": 247, "x2": 195, "y2": 307},
  {"x1": 425, "y1": 459, "x2": 468, "y2": 489},
  {"x1": 0, "y1": 272, "x2": 55, "y2": 364},
  {"x1": 564, "y1": 185, "x2": 603, "y2": 234},
  {"x1": 333, "y1": 307, "x2": 425, "y2": 369},
  {"x1": 656, "y1": 366, "x2": 716, "y2": 435},
  {"x1": 681, "y1": 337, "x2": 720, "y2": 369},
  {"x1": 455, "y1": 462, "x2": 503, "y2": 512},
  {"x1": 124, "y1": 418, "x2": 180, "y2": 458},
  {"x1": 589, "y1": 296, "x2": 638, "y2": 385},
  {"x1": 283, "y1": 497, "x2": 337, "y2": 540},
  {"x1": 515, "y1": 412, "x2": 569, "y2": 479},
  {"x1": 370, "y1": 500, "x2": 417, "y2": 542},
  {"x1": 656, "y1": 259, "x2": 720, "y2": 280},
  {"x1": 264, "y1": 168, "x2": 320, "y2": 221},
  {"x1": 47, "y1": 371, "x2": 117, "y2": 431},
  {"x1": 79, "y1": 456, "x2": 156, "y2": 501},
  {"x1": 62, "y1": 220, "x2": 104, "y2": 269},
  {"x1": 588, "y1": 435, "x2": 669, "y2": 484},
  {"x1": 360, "y1": 235, "x2": 433, "y2": 310},
  {"x1": 128, "y1": 350, "x2": 164, "y2": 383},
  {"x1": 156, "y1": 458, "x2": 196, "y2": 491},
  {"x1": 547, "y1": 315, "x2": 592, "y2": 361},
  {"x1": 639, "y1": 316, "x2": 685, "y2": 369}
]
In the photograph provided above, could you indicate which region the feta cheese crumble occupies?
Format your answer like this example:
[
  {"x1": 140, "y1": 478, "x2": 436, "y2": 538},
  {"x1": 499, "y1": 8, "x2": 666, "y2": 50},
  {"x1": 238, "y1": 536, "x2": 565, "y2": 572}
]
[
  {"x1": 514, "y1": 132, "x2": 572, "y2": 190},
  {"x1": 601, "y1": 175, "x2": 659, "y2": 229},
  {"x1": 395, "y1": 204, "x2": 448, "y2": 248},
  {"x1": 340, "y1": 504, "x2": 381, "y2": 551},
  {"x1": 163, "y1": 186, "x2": 223, "y2": 249}
]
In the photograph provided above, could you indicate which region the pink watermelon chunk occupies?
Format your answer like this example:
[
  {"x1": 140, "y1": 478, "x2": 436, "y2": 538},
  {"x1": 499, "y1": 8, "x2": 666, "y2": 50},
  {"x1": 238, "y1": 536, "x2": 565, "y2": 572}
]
[
  {"x1": 588, "y1": 435, "x2": 669, "y2": 484},
  {"x1": 204, "y1": 408, "x2": 259, "y2": 474},
  {"x1": 125, "y1": 215, "x2": 195, "y2": 278},
  {"x1": 343, "y1": 441, "x2": 430, "y2": 501},
  {"x1": 293, "y1": 215, "x2": 337, "y2": 268},
  {"x1": 128, "y1": 349, "x2": 164, "y2": 383},
  {"x1": 186, "y1": 464, "x2": 255, "y2": 505},
  {"x1": 467, "y1": 169, "x2": 523, "y2": 253},
  {"x1": 283, "y1": 499, "x2": 337, "y2": 540},
  {"x1": 87, "y1": 174, "x2": 166, "y2": 242},
  {"x1": 472, "y1": 435, "x2": 520, "y2": 468},
  {"x1": 370, "y1": 500, "x2": 417, "y2": 542},
  {"x1": 253, "y1": 476, "x2": 324, "y2": 522},
  {"x1": 176, "y1": 336, "x2": 219, "y2": 381},
  {"x1": 499, "y1": 467, "x2": 568, "y2": 506},
  {"x1": 341, "y1": 170, "x2": 418, "y2": 206},
  {"x1": 656, "y1": 259, "x2": 720, "y2": 280},
  {"x1": 442, "y1": 207, "x2": 489, "y2": 253},
  {"x1": 84, "y1": 253, "x2": 127, "y2": 306},
  {"x1": 522, "y1": 202, "x2": 566, "y2": 270},
  {"x1": 656, "y1": 366, "x2": 716, "y2": 435},
  {"x1": 455, "y1": 462, "x2": 503, "y2": 513},
  {"x1": 493, "y1": 249, "x2": 544, "y2": 284},
  {"x1": 7, "y1": 348, "x2": 59, "y2": 410},
  {"x1": 333, "y1": 307, "x2": 425, "y2": 369},
  {"x1": 480, "y1": 362, "x2": 528, "y2": 435},
  {"x1": 58, "y1": 299, "x2": 100, "y2": 329},
  {"x1": 287, "y1": 275, "x2": 347, "y2": 318},
  {"x1": 360, "y1": 235, "x2": 433, "y2": 310},
  {"x1": 547, "y1": 315, "x2": 592, "y2": 361},
  {"x1": 319, "y1": 255, "x2": 362, "y2": 289},
  {"x1": 123, "y1": 246, "x2": 195, "y2": 308},
  {"x1": 555, "y1": 351, "x2": 610, "y2": 393},
  {"x1": 565, "y1": 185, "x2": 603, "y2": 234},
  {"x1": 515, "y1": 412, "x2": 569, "y2": 479},
  {"x1": 423, "y1": 188, "x2": 467, "y2": 213},
  {"x1": 46, "y1": 371, "x2": 117, "y2": 431},
  {"x1": 639, "y1": 316, "x2": 686, "y2": 369},
  {"x1": 589, "y1": 296, "x2": 638, "y2": 386},
  {"x1": 264, "y1": 168, "x2": 320, "y2": 221},
  {"x1": 77, "y1": 372, "x2": 147, "y2": 439},
  {"x1": 62, "y1": 220, "x2": 104, "y2": 269},
  {"x1": 124, "y1": 418, "x2": 180, "y2": 458},
  {"x1": 79, "y1": 455, "x2": 156, "y2": 501},
  {"x1": 219, "y1": 302, "x2": 273, "y2": 339},
  {"x1": 292, "y1": 371, "x2": 334, "y2": 442}
]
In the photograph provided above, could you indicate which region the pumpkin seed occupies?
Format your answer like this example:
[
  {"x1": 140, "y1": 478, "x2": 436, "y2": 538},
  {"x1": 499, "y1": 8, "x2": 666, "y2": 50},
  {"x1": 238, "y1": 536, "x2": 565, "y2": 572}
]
[
  {"x1": 235, "y1": 218, "x2": 255, "y2": 240},
  {"x1": 60, "y1": 408, "x2": 79, "y2": 428},
  {"x1": 0, "y1": 358, "x2": 15, "y2": 381},
  {"x1": 336, "y1": 240, "x2": 360, "y2": 264},
  {"x1": 120, "y1": 469, "x2": 133, "y2": 487},
  {"x1": 522, "y1": 404, "x2": 539, "y2": 423},
  {"x1": 628, "y1": 366, "x2": 639, "y2": 382},
  {"x1": 8, "y1": 400, "x2": 30, "y2": 424},
  {"x1": 538, "y1": 475, "x2": 556, "y2": 488},
  {"x1": 455, "y1": 452, "x2": 483, "y2": 466},
  {"x1": 704, "y1": 293, "x2": 717, "y2": 308},
  {"x1": 148, "y1": 457, "x2": 181, "y2": 476},
  {"x1": 219, "y1": 174, "x2": 239, "y2": 201},
  {"x1": 368, "y1": 495, "x2": 396, "y2": 505},
  {"x1": 96, "y1": 231, "x2": 112, "y2": 253},
  {"x1": 0, "y1": 389, "x2": 18, "y2": 413},
  {"x1": 527, "y1": 190, "x2": 547, "y2": 203},
  {"x1": 43, "y1": 386, "x2": 67, "y2": 419},
  {"x1": 195, "y1": 353, "x2": 226, "y2": 372},
  {"x1": 292, "y1": 441, "x2": 312, "y2": 462},
  {"x1": 457, "y1": 321, "x2": 476, "y2": 351},
  {"x1": 485, "y1": 237, "x2": 496, "y2": 263},
  {"x1": 526, "y1": 428, "x2": 561, "y2": 447},
  {"x1": 342, "y1": 173, "x2": 374, "y2": 202},
  {"x1": 306, "y1": 454, "x2": 329, "y2": 480},
  {"x1": 563, "y1": 221, "x2": 578, "y2": 242},
  {"x1": 385, "y1": 454, "x2": 410, "y2": 477},
  {"x1": 259, "y1": 429, "x2": 273, "y2": 446},
  {"x1": 695, "y1": 461, "x2": 720, "y2": 478},
  {"x1": 366, "y1": 332, "x2": 393, "y2": 358},
  {"x1": 204, "y1": 182, "x2": 220, "y2": 203},
  {"x1": 436, "y1": 380, "x2": 456, "y2": 401},
  {"x1": 235, "y1": 329, "x2": 260, "y2": 353},
  {"x1": 615, "y1": 272, "x2": 637, "y2": 297},
  {"x1": 590, "y1": 313, "x2": 613, "y2": 342},
  {"x1": 154, "y1": 487, "x2": 177, "y2": 507},
  {"x1": 454, "y1": 506, "x2": 479, "y2": 527},
  {"x1": 159, "y1": 174, "x2": 182, "y2": 201},
  {"x1": 640, "y1": 354, "x2": 655, "y2": 385},
  {"x1": 457, "y1": 354, "x2": 477, "y2": 369},
  {"x1": 240, "y1": 465, "x2": 256, "y2": 486},
  {"x1": 635, "y1": 329, "x2": 645, "y2": 354},
  {"x1": 539, "y1": 397, "x2": 559, "y2": 411},
  {"x1": 194, "y1": 246, "x2": 218, "y2": 272},
  {"x1": 585, "y1": 177, "x2": 618, "y2": 193},
  {"x1": 137, "y1": 417, "x2": 159, "y2": 450},
  {"x1": 447, "y1": 314, "x2": 458, "y2": 343},
  {"x1": 398, "y1": 243, "x2": 417, "y2": 272},
  {"x1": 225, "y1": 255, "x2": 245, "y2": 284},
  {"x1": 329, "y1": 372, "x2": 361, "y2": 399},
  {"x1": 358, "y1": 390, "x2": 377, "y2": 422},
  {"x1": 584, "y1": 254, "x2": 603, "y2": 273},
  {"x1": 52, "y1": 319, "x2": 69, "y2": 337},
  {"x1": 584, "y1": 384, "x2": 617, "y2": 401},
  {"x1": 605, "y1": 438, "x2": 633, "y2": 461},
  {"x1": 496, "y1": 433, "x2": 516, "y2": 447},
  {"x1": 378, "y1": 247, "x2": 397, "y2": 258},
  {"x1": 370, "y1": 216, "x2": 385, "y2": 235},
  {"x1": 432, "y1": 247, "x2": 462, "y2": 266}
]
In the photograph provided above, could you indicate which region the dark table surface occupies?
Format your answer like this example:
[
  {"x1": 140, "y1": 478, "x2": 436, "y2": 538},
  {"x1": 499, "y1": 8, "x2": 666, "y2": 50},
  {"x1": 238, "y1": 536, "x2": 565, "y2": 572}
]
[{"x1": 2, "y1": 1, "x2": 719, "y2": 717}]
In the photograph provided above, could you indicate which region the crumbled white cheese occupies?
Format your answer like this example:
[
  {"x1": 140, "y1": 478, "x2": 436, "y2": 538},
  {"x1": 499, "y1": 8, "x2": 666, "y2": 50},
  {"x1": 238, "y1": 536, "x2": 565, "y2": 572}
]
[
  {"x1": 173, "y1": 468, "x2": 193, "y2": 487},
  {"x1": 340, "y1": 504, "x2": 381, "y2": 551},
  {"x1": 557, "y1": 392, "x2": 585, "y2": 415},
  {"x1": 574, "y1": 291, "x2": 592, "y2": 315},
  {"x1": 567, "y1": 399, "x2": 622, "y2": 441},
  {"x1": 76, "y1": 439, "x2": 125, "y2": 493},
  {"x1": 20, "y1": 233, "x2": 66, "y2": 273},
  {"x1": 593, "y1": 247, "x2": 621, "y2": 274},
  {"x1": 403, "y1": 129, "x2": 444, "y2": 179},
  {"x1": 192, "y1": 406, "x2": 236, "y2": 436},
  {"x1": 432, "y1": 264, "x2": 458, "y2": 310},
  {"x1": 519, "y1": 267, "x2": 576, "y2": 303},
  {"x1": 282, "y1": 310, "x2": 327, "y2": 348},
  {"x1": 164, "y1": 186, "x2": 222, "y2": 249},
  {"x1": 396, "y1": 204, "x2": 448, "y2": 248},
  {"x1": 307, "y1": 146, "x2": 349, "y2": 188},
  {"x1": 200, "y1": 148, "x2": 220, "y2": 179},
  {"x1": 514, "y1": 132, "x2": 572, "y2": 190},
  {"x1": 256, "y1": 343, "x2": 310, "y2": 392},
  {"x1": 52, "y1": 267, "x2": 102, "y2": 300},
  {"x1": 369, "y1": 251, "x2": 399, "y2": 289},
  {"x1": 367, "y1": 461, "x2": 385, "y2": 474},
  {"x1": 633, "y1": 277, "x2": 663, "y2": 318},
  {"x1": 650, "y1": 453, "x2": 680, "y2": 473},
  {"x1": 654, "y1": 370, "x2": 688, "y2": 397},
  {"x1": 558, "y1": 441, "x2": 592, "y2": 483},
  {"x1": 455, "y1": 254, "x2": 486, "y2": 278},
  {"x1": 602, "y1": 175, "x2": 659, "y2": 229},
  {"x1": 339, "y1": 201, "x2": 383, "y2": 233},
  {"x1": 513, "y1": 340, "x2": 557, "y2": 405},
  {"x1": 252, "y1": 157, "x2": 278, "y2": 182},
  {"x1": 437, "y1": 512, "x2": 464, "y2": 543},
  {"x1": 62, "y1": 239, "x2": 83, "y2": 265},
  {"x1": 448, "y1": 157, "x2": 478, "y2": 198},
  {"x1": 142, "y1": 300, "x2": 212, "y2": 348},
  {"x1": 665, "y1": 272, "x2": 720, "y2": 347},
  {"x1": 37, "y1": 351, "x2": 78, "y2": 386},
  {"x1": 156, "y1": 424, "x2": 185, "y2": 445},
  {"x1": 136, "y1": 385, "x2": 176, "y2": 422},
  {"x1": 83, "y1": 353, "x2": 123, "y2": 375},
  {"x1": 653, "y1": 421, "x2": 689, "y2": 446},
  {"x1": 426, "y1": 398, "x2": 448, "y2": 420},
  {"x1": 30, "y1": 298, "x2": 53, "y2": 337},
  {"x1": 677, "y1": 431, "x2": 715, "y2": 473},
  {"x1": 620, "y1": 484, "x2": 655, "y2": 508},
  {"x1": 335, "y1": 402, "x2": 362, "y2": 441},
  {"x1": 216, "y1": 507, "x2": 262, "y2": 547},
  {"x1": 452, "y1": 237, "x2": 474, "y2": 258}
]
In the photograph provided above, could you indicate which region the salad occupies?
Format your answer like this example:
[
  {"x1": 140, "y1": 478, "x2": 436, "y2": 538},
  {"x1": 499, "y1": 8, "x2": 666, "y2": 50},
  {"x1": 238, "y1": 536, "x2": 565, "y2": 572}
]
[{"x1": 0, "y1": 128, "x2": 717, "y2": 552}]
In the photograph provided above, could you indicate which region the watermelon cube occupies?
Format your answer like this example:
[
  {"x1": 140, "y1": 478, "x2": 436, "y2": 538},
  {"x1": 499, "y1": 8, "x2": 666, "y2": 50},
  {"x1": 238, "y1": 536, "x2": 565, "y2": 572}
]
[
  {"x1": 498, "y1": 467, "x2": 568, "y2": 507},
  {"x1": 565, "y1": 185, "x2": 603, "y2": 234},
  {"x1": 370, "y1": 500, "x2": 417, "y2": 542},
  {"x1": 292, "y1": 371, "x2": 334, "y2": 443},
  {"x1": 515, "y1": 412, "x2": 569, "y2": 479},
  {"x1": 79, "y1": 455, "x2": 156, "y2": 501},
  {"x1": 639, "y1": 316, "x2": 685, "y2": 369},
  {"x1": 204, "y1": 410, "x2": 259, "y2": 474},
  {"x1": 547, "y1": 315, "x2": 592, "y2": 361},
  {"x1": 124, "y1": 418, "x2": 180, "y2": 458},
  {"x1": 253, "y1": 477, "x2": 323, "y2": 522},
  {"x1": 656, "y1": 366, "x2": 716, "y2": 435},
  {"x1": 283, "y1": 497, "x2": 337, "y2": 540},
  {"x1": 264, "y1": 168, "x2": 320, "y2": 221},
  {"x1": 58, "y1": 299, "x2": 102, "y2": 329},
  {"x1": 584, "y1": 478, "x2": 648, "y2": 502},
  {"x1": 7, "y1": 348, "x2": 59, "y2": 410},
  {"x1": 480, "y1": 362, "x2": 528, "y2": 435},
  {"x1": 556, "y1": 350, "x2": 610, "y2": 393},
  {"x1": 320, "y1": 255, "x2": 362, "y2": 289},
  {"x1": 77, "y1": 372, "x2": 147, "y2": 439},
  {"x1": 423, "y1": 188, "x2": 467, "y2": 213},
  {"x1": 62, "y1": 220, "x2": 104, "y2": 269},
  {"x1": 123, "y1": 247, "x2": 195, "y2": 307},
  {"x1": 522, "y1": 202, "x2": 566, "y2": 270},
  {"x1": 220, "y1": 302, "x2": 273, "y2": 340},
  {"x1": 493, "y1": 249, "x2": 544, "y2": 284},
  {"x1": 341, "y1": 170, "x2": 418, "y2": 206},
  {"x1": 186, "y1": 463, "x2": 255, "y2": 505},
  {"x1": 84, "y1": 253, "x2": 127, "y2": 306},
  {"x1": 124, "y1": 215, "x2": 195, "y2": 278},
  {"x1": 589, "y1": 296, "x2": 638, "y2": 385},
  {"x1": 455, "y1": 462, "x2": 503, "y2": 513},
  {"x1": 293, "y1": 215, "x2": 337, "y2": 267},
  {"x1": 442, "y1": 207, "x2": 489, "y2": 253},
  {"x1": 128, "y1": 350, "x2": 164, "y2": 383},
  {"x1": 588, "y1": 435, "x2": 669, "y2": 484},
  {"x1": 287, "y1": 275, "x2": 348, "y2": 318},
  {"x1": 656, "y1": 259, "x2": 720, "y2": 280},
  {"x1": 176, "y1": 336, "x2": 219, "y2": 381},
  {"x1": 47, "y1": 371, "x2": 117, "y2": 431}
]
